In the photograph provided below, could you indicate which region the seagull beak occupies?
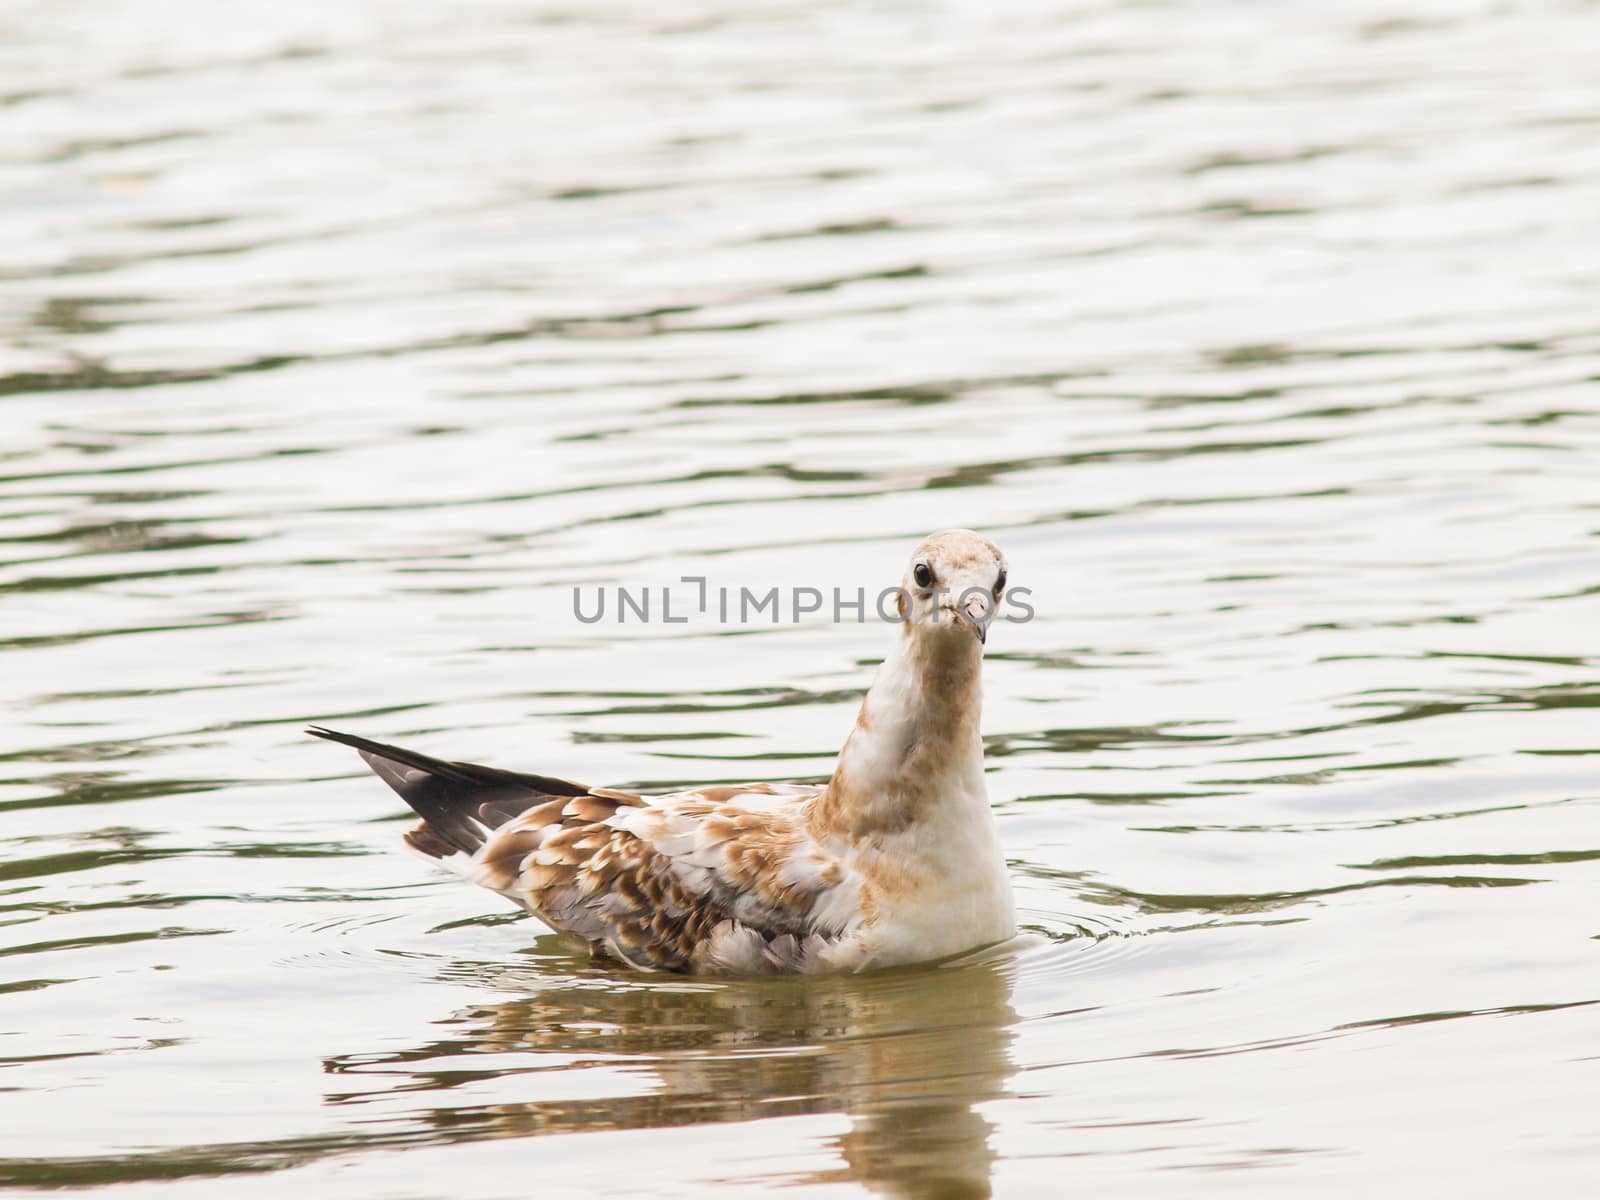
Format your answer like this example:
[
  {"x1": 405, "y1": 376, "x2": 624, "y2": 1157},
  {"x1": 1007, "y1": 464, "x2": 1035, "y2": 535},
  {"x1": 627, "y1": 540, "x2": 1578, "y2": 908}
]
[{"x1": 952, "y1": 595, "x2": 993, "y2": 645}]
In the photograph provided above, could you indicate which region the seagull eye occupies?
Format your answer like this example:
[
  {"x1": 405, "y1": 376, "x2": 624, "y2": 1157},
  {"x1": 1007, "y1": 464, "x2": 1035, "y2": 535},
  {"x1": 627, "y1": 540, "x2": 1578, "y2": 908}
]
[
  {"x1": 994, "y1": 567, "x2": 1007, "y2": 597},
  {"x1": 913, "y1": 562, "x2": 934, "y2": 589}
]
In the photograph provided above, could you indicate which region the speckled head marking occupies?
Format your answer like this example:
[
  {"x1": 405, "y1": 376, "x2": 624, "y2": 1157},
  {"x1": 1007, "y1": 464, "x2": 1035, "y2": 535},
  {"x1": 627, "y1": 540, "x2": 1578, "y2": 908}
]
[{"x1": 900, "y1": 528, "x2": 1007, "y2": 647}]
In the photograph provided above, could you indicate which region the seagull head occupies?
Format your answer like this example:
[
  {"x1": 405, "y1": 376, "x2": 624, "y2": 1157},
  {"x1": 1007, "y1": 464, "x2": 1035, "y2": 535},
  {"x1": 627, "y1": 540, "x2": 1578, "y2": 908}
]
[{"x1": 900, "y1": 529, "x2": 1008, "y2": 648}]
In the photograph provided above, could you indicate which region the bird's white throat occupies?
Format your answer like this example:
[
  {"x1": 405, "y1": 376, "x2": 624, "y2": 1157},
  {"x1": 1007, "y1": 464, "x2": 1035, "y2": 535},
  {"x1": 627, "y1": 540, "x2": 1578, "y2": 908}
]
[{"x1": 811, "y1": 620, "x2": 988, "y2": 839}]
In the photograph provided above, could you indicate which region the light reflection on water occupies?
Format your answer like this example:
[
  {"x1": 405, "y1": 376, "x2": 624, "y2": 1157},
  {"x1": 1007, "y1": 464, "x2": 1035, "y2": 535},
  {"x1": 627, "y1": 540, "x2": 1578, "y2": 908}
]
[{"x1": 3, "y1": 0, "x2": 1599, "y2": 1194}]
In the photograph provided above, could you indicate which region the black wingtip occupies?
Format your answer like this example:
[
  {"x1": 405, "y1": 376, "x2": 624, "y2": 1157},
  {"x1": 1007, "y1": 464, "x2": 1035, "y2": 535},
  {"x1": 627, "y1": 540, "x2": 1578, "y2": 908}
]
[
  {"x1": 305, "y1": 725, "x2": 409, "y2": 759},
  {"x1": 306, "y1": 724, "x2": 594, "y2": 800},
  {"x1": 307, "y1": 724, "x2": 596, "y2": 861}
]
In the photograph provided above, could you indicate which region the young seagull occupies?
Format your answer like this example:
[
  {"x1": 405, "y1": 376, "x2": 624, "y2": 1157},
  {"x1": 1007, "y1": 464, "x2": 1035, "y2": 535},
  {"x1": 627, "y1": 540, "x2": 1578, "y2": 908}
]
[{"x1": 310, "y1": 529, "x2": 1016, "y2": 975}]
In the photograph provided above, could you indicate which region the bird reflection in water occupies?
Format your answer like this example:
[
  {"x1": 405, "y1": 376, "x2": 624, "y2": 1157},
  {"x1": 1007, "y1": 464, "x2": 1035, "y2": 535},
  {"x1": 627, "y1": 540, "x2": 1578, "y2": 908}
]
[{"x1": 323, "y1": 938, "x2": 1019, "y2": 1198}]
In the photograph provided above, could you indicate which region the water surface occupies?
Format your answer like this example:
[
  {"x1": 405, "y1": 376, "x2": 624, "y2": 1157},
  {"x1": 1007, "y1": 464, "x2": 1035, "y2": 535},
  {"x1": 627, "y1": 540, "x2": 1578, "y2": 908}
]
[{"x1": 3, "y1": 1, "x2": 1599, "y2": 1194}]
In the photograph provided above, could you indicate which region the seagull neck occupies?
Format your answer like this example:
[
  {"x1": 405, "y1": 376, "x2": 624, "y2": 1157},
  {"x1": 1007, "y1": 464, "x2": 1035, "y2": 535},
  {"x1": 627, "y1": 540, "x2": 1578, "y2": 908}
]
[{"x1": 812, "y1": 625, "x2": 986, "y2": 838}]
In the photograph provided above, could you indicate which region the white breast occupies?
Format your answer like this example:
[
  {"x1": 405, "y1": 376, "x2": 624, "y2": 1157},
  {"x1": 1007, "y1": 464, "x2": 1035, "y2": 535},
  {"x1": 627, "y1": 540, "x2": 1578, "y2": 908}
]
[{"x1": 846, "y1": 784, "x2": 1016, "y2": 969}]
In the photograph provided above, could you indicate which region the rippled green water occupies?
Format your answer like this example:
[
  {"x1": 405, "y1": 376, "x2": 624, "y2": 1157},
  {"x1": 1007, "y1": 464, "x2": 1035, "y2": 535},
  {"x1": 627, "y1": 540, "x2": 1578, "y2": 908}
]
[{"x1": 3, "y1": 1, "x2": 1599, "y2": 1194}]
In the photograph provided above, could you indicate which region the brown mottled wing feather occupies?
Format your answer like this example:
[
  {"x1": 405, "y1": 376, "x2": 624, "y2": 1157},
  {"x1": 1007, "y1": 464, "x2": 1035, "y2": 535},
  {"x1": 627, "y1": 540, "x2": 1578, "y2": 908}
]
[
  {"x1": 475, "y1": 803, "x2": 726, "y2": 971},
  {"x1": 309, "y1": 727, "x2": 851, "y2": 974},
  {"x1": 478, "y1": 785, "x2": 851, "y2": 973}
]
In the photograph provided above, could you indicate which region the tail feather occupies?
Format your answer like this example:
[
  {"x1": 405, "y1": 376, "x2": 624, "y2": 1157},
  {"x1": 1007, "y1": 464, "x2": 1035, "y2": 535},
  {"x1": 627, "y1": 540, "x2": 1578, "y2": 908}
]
[{"x1": 307, "y1": 725, "x2": 591, "y2": 859}]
